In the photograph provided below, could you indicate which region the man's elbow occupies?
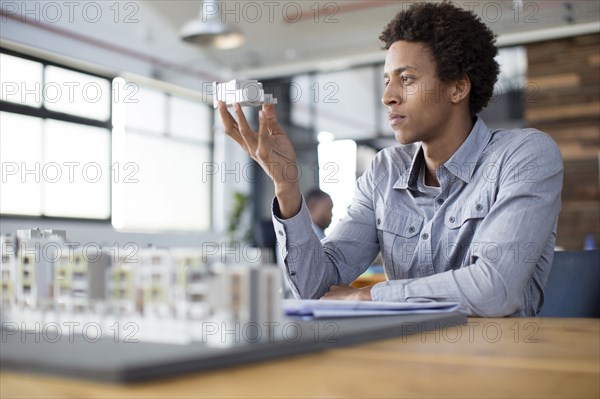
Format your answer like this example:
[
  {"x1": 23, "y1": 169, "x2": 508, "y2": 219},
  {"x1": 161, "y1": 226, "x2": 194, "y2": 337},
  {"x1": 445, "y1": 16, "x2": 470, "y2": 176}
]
[
  {"x1": 469, "y1": 288, "x2": 522, "y2": 317},
  {"x1": 292, "y1": 278, "x2": 329, "y2": 300}
]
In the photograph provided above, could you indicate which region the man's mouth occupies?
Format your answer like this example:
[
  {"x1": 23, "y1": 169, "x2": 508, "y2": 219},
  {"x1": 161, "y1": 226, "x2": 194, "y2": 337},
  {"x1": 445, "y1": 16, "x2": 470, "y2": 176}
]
[{"x1": 388, "y1": 113, "x2": 406, "y2": 126}]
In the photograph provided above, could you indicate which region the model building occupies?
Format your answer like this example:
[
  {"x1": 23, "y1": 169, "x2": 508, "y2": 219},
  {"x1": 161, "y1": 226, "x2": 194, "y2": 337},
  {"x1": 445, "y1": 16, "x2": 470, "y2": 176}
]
[
  {"x1": 0, "y1": 229, "x2": 284, "y2": 345},
  {"x1": 213, "y1": 79, "x2": 278, "y2": 108}
]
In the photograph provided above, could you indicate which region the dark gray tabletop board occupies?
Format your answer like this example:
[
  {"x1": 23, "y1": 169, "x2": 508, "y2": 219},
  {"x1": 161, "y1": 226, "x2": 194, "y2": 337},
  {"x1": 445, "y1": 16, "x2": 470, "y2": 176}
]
[{"x1": 1, "y1": 312, "x2": 466, "y2": 383}]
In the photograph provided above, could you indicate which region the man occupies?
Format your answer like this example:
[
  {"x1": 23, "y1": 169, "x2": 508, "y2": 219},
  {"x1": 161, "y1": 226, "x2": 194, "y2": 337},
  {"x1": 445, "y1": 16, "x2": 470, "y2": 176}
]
[
  {"x1": 305, "y1": 188, "x2": 333, "y2": 240},
  {"x1": 218, "y1": 2, "x2": 562, "y2": 316}
]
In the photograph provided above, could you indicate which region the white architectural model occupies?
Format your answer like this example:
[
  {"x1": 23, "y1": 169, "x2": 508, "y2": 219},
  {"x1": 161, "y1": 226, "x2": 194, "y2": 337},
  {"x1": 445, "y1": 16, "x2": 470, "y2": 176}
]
[
  {"x1": 171, "y1": 248, "x2": 212, "y2": 320},
  {"x1": 213, "y1": 79, "x2": 278, "y2": 108},
  {"x1": 14, "y1": 230, "x2": 64, "y2": 310},
  {"x1": 1, "y1": 234, "x2": 17, "y2": 310},
  {"x1": 54, "y1": 247, "x2": 111, "y2": 314},
  {"x1": 0, "y1": 229, "x2": 285, "y2": 345}
]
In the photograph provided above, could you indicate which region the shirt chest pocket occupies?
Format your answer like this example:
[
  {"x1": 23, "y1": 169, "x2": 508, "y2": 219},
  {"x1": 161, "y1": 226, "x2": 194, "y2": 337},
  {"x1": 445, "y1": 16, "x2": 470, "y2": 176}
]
[
  {"x1": 443, "y1": 195, "x2": 491, "y2": 267},
  {"x1": 375, "y1": 205, "x2": 423, "y2": 279},
  {"x1": 444, "y1": 196, "x2": 491, "y2": 230}
]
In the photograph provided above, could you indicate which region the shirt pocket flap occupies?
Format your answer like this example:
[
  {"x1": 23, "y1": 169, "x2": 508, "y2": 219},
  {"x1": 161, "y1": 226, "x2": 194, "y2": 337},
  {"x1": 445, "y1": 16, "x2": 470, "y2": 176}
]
[
  {"x1": 444, "y1": 195, "x2": 491, "y2": 229},
  {"x1": 376, "y1": 205, "x2": 423, "y2": 238}
]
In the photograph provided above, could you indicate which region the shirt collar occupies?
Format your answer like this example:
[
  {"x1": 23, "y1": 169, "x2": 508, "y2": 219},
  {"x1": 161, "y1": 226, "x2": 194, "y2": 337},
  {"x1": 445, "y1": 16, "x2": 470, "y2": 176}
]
[
  {"x1": 445, "y1": 117, "x2": 491, "y2": 183},
  {"x1": 393, "y1": 117, "x2": 491, "y2": 189},
  {"x1": 393, "y1": 144, "x2": 424, "y2": 190}
]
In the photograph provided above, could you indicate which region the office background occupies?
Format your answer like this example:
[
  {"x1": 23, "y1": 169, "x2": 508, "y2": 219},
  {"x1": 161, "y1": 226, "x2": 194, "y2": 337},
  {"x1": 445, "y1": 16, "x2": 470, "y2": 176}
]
[{"x1": 0, "y1": 0, "x2": 599, "y2": 252}]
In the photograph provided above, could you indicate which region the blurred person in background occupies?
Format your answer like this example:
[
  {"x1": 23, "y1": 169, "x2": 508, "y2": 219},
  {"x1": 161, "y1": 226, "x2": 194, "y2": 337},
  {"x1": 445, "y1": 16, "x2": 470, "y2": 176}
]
[{"x1": 305, "y1": 188, "x2": 333, "y2": 240}]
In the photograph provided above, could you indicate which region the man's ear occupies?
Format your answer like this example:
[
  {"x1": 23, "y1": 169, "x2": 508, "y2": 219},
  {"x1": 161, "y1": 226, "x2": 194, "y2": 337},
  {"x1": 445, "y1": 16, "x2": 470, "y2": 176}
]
[{"x1": 448, "y1": 75, "x2": 471, "y2": 104}]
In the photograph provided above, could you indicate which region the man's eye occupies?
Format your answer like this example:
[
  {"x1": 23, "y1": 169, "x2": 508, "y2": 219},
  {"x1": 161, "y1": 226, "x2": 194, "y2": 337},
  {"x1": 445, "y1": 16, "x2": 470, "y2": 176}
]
[
  {"x1": 401, "y1": 76, "x2": 412, "y2": 83},
  {"x1": 384, "y1": 80, "x2": 389, "y2": 87}
]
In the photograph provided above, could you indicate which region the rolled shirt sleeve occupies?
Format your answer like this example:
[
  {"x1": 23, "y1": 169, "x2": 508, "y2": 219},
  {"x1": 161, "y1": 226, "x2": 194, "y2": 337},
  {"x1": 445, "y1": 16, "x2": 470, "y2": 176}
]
[{"x1": 272, "y1": 198, "x2": 380, "y2": 299}]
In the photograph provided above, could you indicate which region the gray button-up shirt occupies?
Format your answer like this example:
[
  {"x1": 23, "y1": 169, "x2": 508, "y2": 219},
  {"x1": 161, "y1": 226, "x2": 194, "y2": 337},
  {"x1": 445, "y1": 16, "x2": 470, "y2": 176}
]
[{"x1": 272, "y1": 118, "x2": 563, "y2": 316}]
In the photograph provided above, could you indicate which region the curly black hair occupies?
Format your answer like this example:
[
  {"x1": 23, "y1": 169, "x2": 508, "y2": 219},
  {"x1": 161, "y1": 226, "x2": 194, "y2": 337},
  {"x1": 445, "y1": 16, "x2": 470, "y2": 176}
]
[{"x1": 380, "y1": 1, "x2": 499, "y2": 116}]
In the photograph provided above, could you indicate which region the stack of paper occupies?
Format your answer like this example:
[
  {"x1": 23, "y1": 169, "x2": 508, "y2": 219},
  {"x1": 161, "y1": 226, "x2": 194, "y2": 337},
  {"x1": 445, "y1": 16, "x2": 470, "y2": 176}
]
[{"x1": 284, "y1": 299, "x2": 461, "y2": 319}]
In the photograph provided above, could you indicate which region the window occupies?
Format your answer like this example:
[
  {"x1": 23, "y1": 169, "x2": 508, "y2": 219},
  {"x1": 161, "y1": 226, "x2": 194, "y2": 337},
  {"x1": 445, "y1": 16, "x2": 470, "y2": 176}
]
[
  {"x1": 0, "y1": 112, "x2": 43, "y2": 215},
  {"x1": 111, "y1": 78, "x2": 212, "y2": 231},
  {"x1": 313, "y1": 67, "x2": 378, "y2": 140},
  {"x1": 123, "y1": 86, "x2": 166, "y2": 135},
  {"x1": 317, "y1": 139, "x2": 357, "y2": 233},
  {"x1": 0, "y1": 51, "x2": 111, "y2": 218},
  {"x1": 0, "y1": 53, "x2": 43, "y2": 108},
  {"x1": 44, "y1": 66, "x2": 111, "y2": 121},
  {"x1": 43, "y1": 120, "x2": 110, "y2": 219},
  {"x1": 169, "y1": 96, "x2": 212, "y2": 142},
  {"x1": 0, "y1": 51, "x2": 213, "y2": 231}
]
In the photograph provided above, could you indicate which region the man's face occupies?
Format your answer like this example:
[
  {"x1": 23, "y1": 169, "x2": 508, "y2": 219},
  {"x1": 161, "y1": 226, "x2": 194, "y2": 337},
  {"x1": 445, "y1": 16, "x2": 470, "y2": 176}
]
[{"x1": 383, "y1": 41, "x2": 455, "y2": 145}]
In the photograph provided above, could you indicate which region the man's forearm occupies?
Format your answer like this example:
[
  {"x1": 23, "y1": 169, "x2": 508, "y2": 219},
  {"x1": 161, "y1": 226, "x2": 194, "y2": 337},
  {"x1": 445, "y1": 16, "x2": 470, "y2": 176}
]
[{"x1": 274, "y1": 183, "x2": 302, "y2": 219}]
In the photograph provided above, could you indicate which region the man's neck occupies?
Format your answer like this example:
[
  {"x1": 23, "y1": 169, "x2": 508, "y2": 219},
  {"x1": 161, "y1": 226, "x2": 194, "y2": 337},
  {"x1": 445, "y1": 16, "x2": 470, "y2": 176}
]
[{"x1": 422, "y1": 113, "x2": 474, "y2": 187}]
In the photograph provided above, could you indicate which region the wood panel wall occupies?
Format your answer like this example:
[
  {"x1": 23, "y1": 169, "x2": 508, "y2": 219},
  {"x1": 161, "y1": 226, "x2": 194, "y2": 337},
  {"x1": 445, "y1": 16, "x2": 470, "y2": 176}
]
[{"x1": 525, "y1": 33, "x2": 600, "y2": 250}]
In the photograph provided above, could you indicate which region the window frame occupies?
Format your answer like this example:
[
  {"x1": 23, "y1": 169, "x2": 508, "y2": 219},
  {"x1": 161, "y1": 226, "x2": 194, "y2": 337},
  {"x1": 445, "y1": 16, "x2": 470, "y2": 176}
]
[
  {"x1": 0, "y1": 49, "x2": 215, "y2": 230},
  {"x1": 0, "y1": 48, "x2": 114, "y2": 222}
]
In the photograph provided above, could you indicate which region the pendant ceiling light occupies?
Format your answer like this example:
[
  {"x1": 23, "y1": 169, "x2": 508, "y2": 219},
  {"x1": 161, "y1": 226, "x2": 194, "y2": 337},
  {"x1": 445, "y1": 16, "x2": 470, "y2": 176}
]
[{"x1": 180, "y1": 0, "x2": 246, "y2": 50}]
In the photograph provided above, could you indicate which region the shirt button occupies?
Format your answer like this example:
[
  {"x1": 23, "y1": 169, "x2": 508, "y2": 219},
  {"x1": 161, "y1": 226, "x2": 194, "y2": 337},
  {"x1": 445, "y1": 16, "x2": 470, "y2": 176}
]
[
  {"x1": 476, "y1": 204, "x2": 483, "y2": 211},
  {"x1": 421, "y1": 233, "x2": 429, "y2": 240},
  {"x1": 449, "y1": 216, "x2": 455, "y2": 223},
  {"x1": 408, "y1": 226, "x2": 415, "y2": 233},
  {"x1": 436, "y1": 198, "x2": 444, "y2": 205},
  {"x1": 377, "y1": 218, "x2": 381, "y2": 225},
  {"x1": 278, "y1": 230, "x2": 284, "y2": 236}
]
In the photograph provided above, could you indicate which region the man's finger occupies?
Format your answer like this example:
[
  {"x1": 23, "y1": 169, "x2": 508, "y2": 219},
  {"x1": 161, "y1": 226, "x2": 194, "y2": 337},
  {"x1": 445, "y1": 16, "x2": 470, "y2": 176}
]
[
  {"x1": 233, "y1": 104, "x2": 257, "y2": 152},
  {"x1": 218, "y1": 101, "x2": 238, "y2": 131},
  {"x1": 263, "y1": 104, "x2": 284, "y2": 135},
  {"x1": 257, "y1": 109, "x2": 269, "y2": 141},
  {"x1": 234, "y1": 103, "x2": 253, "y2": 134},
  {"x1": 218, "y1": 101, "x2": 249, "y2": 151}
]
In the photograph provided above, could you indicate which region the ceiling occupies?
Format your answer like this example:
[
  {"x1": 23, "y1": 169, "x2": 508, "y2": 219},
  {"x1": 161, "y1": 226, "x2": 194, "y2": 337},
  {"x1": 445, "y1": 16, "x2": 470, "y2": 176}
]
[{"x1": 144, "y1": 0, "x2": 600, "y2": 79}]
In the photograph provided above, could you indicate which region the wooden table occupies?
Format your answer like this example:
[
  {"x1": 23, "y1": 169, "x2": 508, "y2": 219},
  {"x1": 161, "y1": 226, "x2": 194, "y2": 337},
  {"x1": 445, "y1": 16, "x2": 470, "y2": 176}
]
[
  {"x1": 1, "y1": 318, "x2": 598, "y2": 398},
  {"x1": 350, "y1": 273, "x2": 387, "y2": 288}
]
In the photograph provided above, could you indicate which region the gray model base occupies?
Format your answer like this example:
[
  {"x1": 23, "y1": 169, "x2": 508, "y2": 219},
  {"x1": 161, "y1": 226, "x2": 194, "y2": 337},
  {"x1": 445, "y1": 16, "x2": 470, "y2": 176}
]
[{"x1": 1, "y1": 312, "x2": 466, "y2": 383}]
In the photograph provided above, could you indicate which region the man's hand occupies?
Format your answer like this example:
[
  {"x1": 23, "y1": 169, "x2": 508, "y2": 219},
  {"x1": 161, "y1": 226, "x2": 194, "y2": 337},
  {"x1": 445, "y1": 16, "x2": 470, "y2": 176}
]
[
  {"x1": 218, "y1": 101, "x2": 301, "y2": 218},
  {"x1": 321, "y1": 285, "x2": 373, "y2": 301}
]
